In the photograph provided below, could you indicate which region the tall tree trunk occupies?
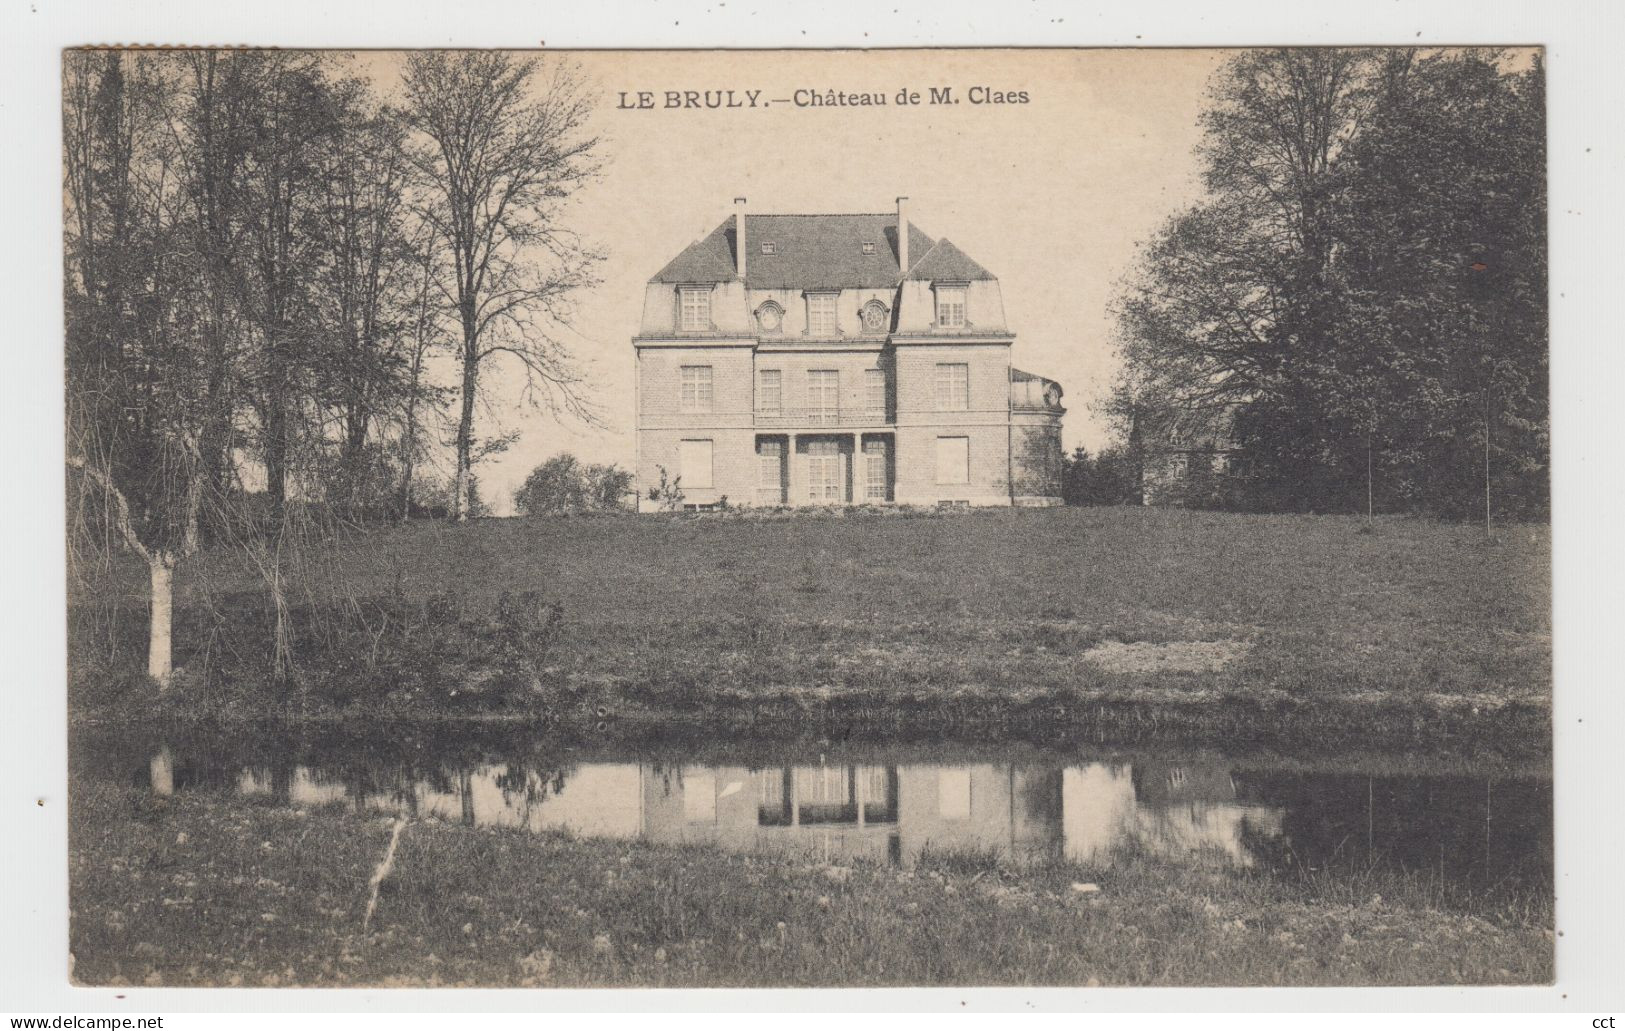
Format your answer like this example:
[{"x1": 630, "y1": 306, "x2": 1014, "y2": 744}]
[
  {"x1": 341, "y1": 402, "x2": 370, "y2": 518},
  {"x1": 452, "y1": 326, "x2": 479, "y2": 521},
  {"x1": 147, "y1": 557, "x2": 175, "y2": 686},
  {"x1": 399, "y1": 368, "x2": 421, "y2": 522},
  {"x1": 69, "y1": 456, "x2": 192, "y2": 693},
  {"x1": 266, "y1": 373, "x2": 289, "y2": 527},
  {"x1": 400, "y1": 232, "x2": 435, "y2": 522}
]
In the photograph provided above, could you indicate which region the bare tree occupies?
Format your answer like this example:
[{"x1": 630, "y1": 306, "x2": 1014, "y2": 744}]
[{"x1": 402, "y1": 52, "x2": 602, "y2": 521}]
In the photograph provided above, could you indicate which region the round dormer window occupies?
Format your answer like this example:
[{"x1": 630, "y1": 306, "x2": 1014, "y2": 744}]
[
  {"x1": 860, "y1": 299, "x2": 889, "y2": 333},
  {"x1": 756, "y1": 301, "x2": 784, "y2": 333}
]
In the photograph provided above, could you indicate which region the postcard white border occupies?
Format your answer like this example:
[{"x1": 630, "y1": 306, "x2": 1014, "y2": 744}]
[{"x1": 3, "y1": 0, "x2": 1618, "y2": 1017}]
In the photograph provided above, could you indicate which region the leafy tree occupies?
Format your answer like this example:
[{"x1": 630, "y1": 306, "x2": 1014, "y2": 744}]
[
  {"x1": 1331, "y1": 50, "x2": 1548, "y2": 522},
  {"x1": 1109, "y1": 48, "x2": 1546, "y2": 520},
  {"x1": 313, "y1": 94, "x2": 422, "y2": 519},
  {"x1": 65, "y1": 51, "x2": 212, "y2": 686},
  {"x1": 65, "y1": 49, "x2": 601, "y2": 691},
  {"x1": 235, "y1": 53, "x2": 348, "y2": 529},
  {"x1": 582, "y1": 463, "x2": 635, "y2": 511},
  {"x1": 514, "y1": 455, "x2": 634, "y2": 515},
  {"x1": 1061, "y1": 446, "x2": 1141, "y2": 506},
  {"x1": 514, "y1": 455, "x2": 587, "y2": 516}
]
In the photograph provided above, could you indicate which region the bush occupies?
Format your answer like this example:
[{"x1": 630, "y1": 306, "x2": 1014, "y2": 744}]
[{"x1": 516, "y1": 455, "x2": 634, "y2": 516}]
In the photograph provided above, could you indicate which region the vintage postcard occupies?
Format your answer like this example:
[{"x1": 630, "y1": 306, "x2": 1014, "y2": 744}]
[{"x1": 62, "y1": 46, "x2": 1550, "y2": 988}]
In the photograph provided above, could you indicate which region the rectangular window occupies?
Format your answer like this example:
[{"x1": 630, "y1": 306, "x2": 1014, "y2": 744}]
[
  {"x1": 935, "y1": 363, "x2": 970, "y2": 411},
  {"x1": 679, "y1": 365, "x2": 713, "y2": 412},
  {"x1": 864, "y1": 368, "x2": 886, "y2": 416},
  {"x1": 863, "y1": 438, "x2": 889, "y2": 501},
  {"x1": 806, "y1": 439, "x2": 844, "y2": 503},
  {"x1": 757, "y1": 438, "x2": 784, "y2": 504},
  {"x1": 936, "y1": 436, "x2": 970, "y2": 485},
  {"x1": 679, "y1": 287, "x2": 711, "y2": 331},
  {"x1": 756, "y1": 369, "x2": 782, "y2": 414},
  {"x1": 935, "y1": 285, "x2": 967, "y2": 328},
  {"x1": 808, "y1": 369, "x2": 839, "y2": 424},
  {"x1": 679, "y1": 439, "x2": 713, "y2": 489},
  {"x1": 806, "y1": 293, "x2": 839, "y2": 337}
]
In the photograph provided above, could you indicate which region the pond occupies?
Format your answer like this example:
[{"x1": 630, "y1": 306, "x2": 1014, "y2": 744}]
[{"x1": 72, "y1": 724, "x2": 1552, "y2": 901}]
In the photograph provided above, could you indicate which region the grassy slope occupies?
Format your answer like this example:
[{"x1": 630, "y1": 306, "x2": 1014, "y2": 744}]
[
  {"x1": 69, "y1": 782, "x2": 1552, "y2": 988},
  {"x1": 74, "y1": 508, "x2": 1552, "y2": 739}
]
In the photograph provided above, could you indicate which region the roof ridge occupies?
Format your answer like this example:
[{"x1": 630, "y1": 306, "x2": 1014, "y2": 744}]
[{"x1": 904, "y1": 237, "x2": 944, "y2": 277}]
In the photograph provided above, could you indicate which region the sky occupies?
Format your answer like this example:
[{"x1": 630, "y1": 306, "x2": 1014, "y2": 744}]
[{"x1": 354, "y1": 49, "x2": 1227, "y2": 513}]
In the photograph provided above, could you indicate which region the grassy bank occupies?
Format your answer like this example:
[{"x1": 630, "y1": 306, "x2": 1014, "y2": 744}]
[
  {"x1": 68, "y1": 781, "x2": 1552, "y2": 987},
  {"x1": 69, "y1": 507, "x2": 1552, "y2": 753}
]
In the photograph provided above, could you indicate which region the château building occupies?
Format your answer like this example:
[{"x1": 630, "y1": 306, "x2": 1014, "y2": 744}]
[{"x1": 634, "y1": 197, "x2": 1065, "y2": 509}]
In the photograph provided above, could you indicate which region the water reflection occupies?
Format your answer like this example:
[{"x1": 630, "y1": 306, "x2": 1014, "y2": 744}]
[{"x1": 118, "y1": 741, "x2": 1549, "y2": 890}]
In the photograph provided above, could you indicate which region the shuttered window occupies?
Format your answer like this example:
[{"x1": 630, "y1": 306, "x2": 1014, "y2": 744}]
[
  {"x1": 936, "y1": 436, "x2": 970, "y2": 485},
  {"x1": 679, "y1": 439, "x2": 713, "y2": 489}
]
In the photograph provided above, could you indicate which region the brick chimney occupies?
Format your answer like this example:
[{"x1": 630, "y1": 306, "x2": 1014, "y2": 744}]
[
  {"x1": 734, "y1": 196, "x2": 748, "y2": 279},
  {"x1": 896, "y1": 196, "x2": 910, "y2": 274}
]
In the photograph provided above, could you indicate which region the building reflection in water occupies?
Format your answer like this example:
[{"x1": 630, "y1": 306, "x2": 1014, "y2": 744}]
[{"x1": 217, "y1": 755, "x2": 1287, "y2": 869}]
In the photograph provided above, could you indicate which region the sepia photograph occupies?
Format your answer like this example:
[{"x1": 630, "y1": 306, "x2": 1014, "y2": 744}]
[{"x1": 58, "y1": 44, "x2": 1553, "y2": 991}]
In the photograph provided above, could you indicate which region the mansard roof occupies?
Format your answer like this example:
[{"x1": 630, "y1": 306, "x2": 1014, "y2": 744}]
[{"x1": 651, "y1": 213, "x2": 958, "y2": 290}]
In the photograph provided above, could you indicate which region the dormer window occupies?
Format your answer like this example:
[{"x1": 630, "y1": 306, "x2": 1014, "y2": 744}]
[
  {"x1": 679, "y1": 286, "x2": 712, "y2": 332},
  {"x1": 806, "y1": 292, "x2": 839, "y2": 337},
  {"x1": 760, "y1": 241, "x2": 776, "y2": 255},
  {"x1": 935, "y1": 285, "x2": 967, "y2": 328},
  {"x1": 861, "y1": 242, "x2": 875, "y2": 255},
  {"x1": 859, "y1": 299, "x2": 889, "y2": 334}
]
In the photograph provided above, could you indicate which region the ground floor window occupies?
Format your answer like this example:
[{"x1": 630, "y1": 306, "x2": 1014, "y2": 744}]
[
  {"x1": 757, "y1": 438, "x2": 785, "y2": 505},
  {"x1": 806, "y1": 438, "x2": 844, "y2": 503},
  {"x1": 935, "y1": 435, "x2": 970, "y2": 485},
  {"x1": 862, "y1": 437, "x2": 891, "y2": 501},
  {"x1": 679, "y1": 438, "x2": 713, "y2": 489}
]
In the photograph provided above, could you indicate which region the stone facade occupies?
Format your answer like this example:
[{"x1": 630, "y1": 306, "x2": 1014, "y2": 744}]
[{"x1": 634, "y1": 198, "x2": 1066, "y2": 509}]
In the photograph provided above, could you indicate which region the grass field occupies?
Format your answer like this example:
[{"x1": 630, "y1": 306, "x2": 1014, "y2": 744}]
[
  {"x1": 69, "y1": 507, "x2": 1552, "y2": 750},
  {"x1": 68, "y1": 780, "x2": 1553, "y2": 988}
]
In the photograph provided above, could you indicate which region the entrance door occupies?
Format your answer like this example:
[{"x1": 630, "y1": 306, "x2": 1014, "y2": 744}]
[{"x1": 806, "y1": 439, "x2": 844, "y2": 504}]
